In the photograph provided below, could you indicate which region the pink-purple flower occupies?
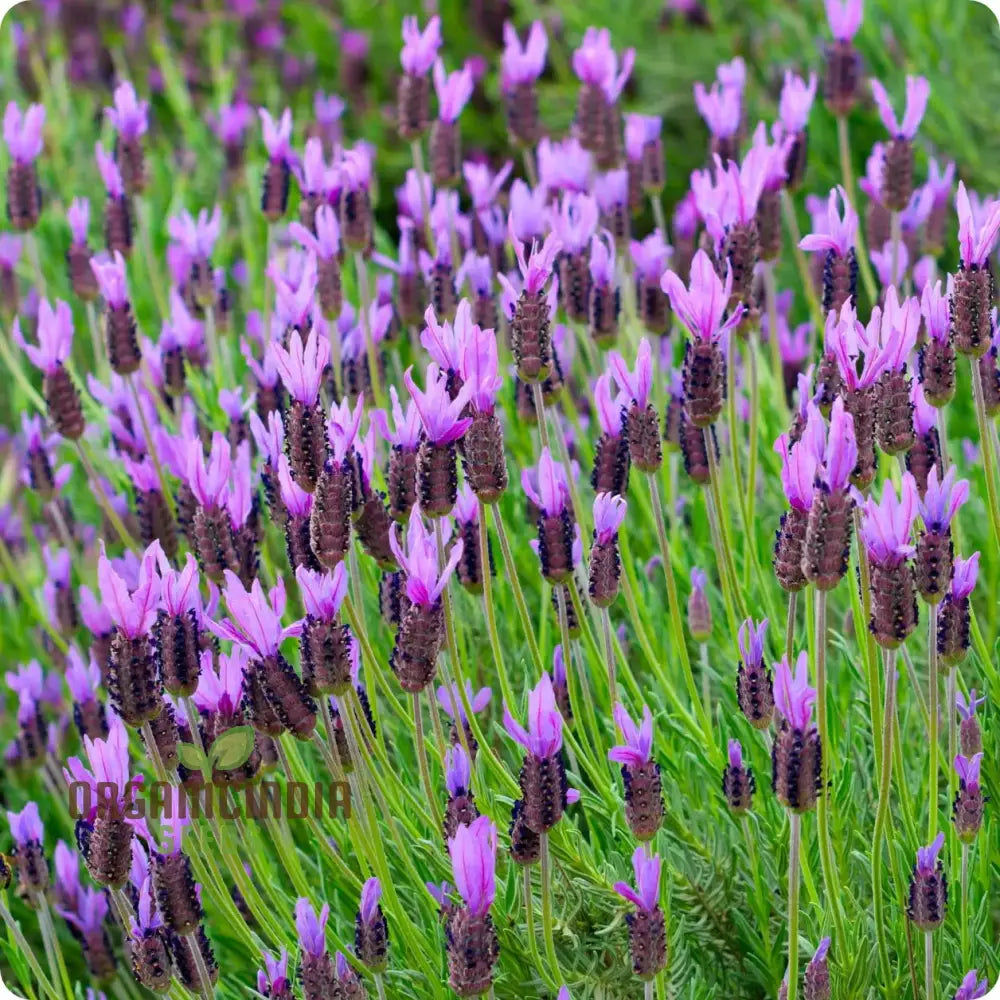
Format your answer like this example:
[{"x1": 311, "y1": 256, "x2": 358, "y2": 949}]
[
  {"x1": 869, "y1": 76, "x2": 930, "y2": 140},
  {"x1": 826, "y1": 0, "x2": 862, "y2": 41},
  {"x1": 3, "y1": 102, "x2": 45, "y2": 163},
  {"x1": 501, "y1": 21, "x2": 547, "y2": 93},
  {"x1": 799, "y1": 186, "x2": 857, "y2": 256},
  {"x1": 447, "y1": 815, "x2": 496, "y2": 916},
  {"x1": 403, "y1": 363, "x2": 472, "y2": 446},
  {"x1": 389, "y1": 507, "x2": 464, "y2": 607},
  {"x1": 210, "y1": 571, "x2": 302, "y2": 659},
  {"x1": 774, "y1": 651, "x2": 816, "y2": 730},
  {"x1": 572, "y1": 28, "x2": 634, "y2": 102},
  {"x1": 613, "y1": 846, "x2": 661, "y2": 912},
  {"x1": 295, "y1": 898, "x2": 330, "y2": 957},
  {"x1": 916, "y1": 465, "x2": 969, "y2": 531},
  {"x1": 296, "y1": 564, "x2": 348, "y2": 622},
  {"x1": 13, "y1": 299, "x2": 74, "y2": 374},
  {"x1": 400, "y1": 15, "x2": 442, "y2": 75},
  {"x1": 857, "y1": 477, "x2": 918, "y2": 565},
  {"x1": 956, "y1": 181, "x2": 1000, "y2": 267},
  {"x1": 521, "y1": 447, "x2": 570, "y2": 517},
  {"x1": 662, "y1": 250, "x2": 744, "y2": 343},
  {"x1": 593, "y1": 493, "x2": 627, "y2": 544},
  {"x1": 503, "y1": 673, "x2": 564, "y2": 758},
  {"x1": 608, "y1": 703, "x2": 654, "y2": 766},
  {"x1": 433, "y1": 61, "x2": 474, "y2": 123},
  {"x1": 98, "y1": 541, "x2": 160, "y2": 639}
]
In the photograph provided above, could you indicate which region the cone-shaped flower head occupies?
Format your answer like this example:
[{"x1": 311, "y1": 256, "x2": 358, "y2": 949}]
[
  {"x1": 257, "y1": 950, "x2": 290, "y2": 997},
  {"x1": 448, "y1": 815, "x2": 497, "y2": 916},
  {"x1": 91, "y1": 251, "x2": 129, "y2": 307},
  {"x1": 727, "y1": 739, "x2": 744, "y2": 770},
  {"x1": 858, "y1": 476, "x2": 918, "y2": 565},
  {"x1": 503, "y1": 673, "x2": 564, "y2": 757},
  {"x1": 774, "y1": 651, "x2": 816, "y2": 730},
  {"x1": 662, "y1": 250, "x2": 744, "y2": 343},
  {"x1": 608, "y1": 703, "x2": 654, "y2": 766},
  {"x1": 521, "y1": 447, "x2": 570, "y2": 517},
  {"x1": 98, "y1": 541, "x2": 161, "y2": 639},
  {"x1": 295, "y1": 898, "x2": 330, "y2": 958},
  {"x1": 259, "y1": 109, "x2": 293, "y2": 162},
  {"x1": 571, "y1": 27, "x2": 635, "y2": 101},
  {"x1": 389, "y1": 506, "x2": 464, "y2": 607},
  {"x1": 869, "y1": 76, "x2": 929, "y2": 140},
  {"x1": 613, "y1": 846, "x2": 661, "y2": 913}
]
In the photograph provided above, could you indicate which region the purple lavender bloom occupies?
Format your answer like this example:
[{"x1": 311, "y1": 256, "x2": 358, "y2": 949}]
[
  {"x1": 593, "y1": 169, "x2": 629, "y2": 214},
  {"x1": 915, "y1": 832, "x2": 945, "y2": 875},
  {"x1": 269, "y1": 326, "x2": 329, "y2": 407},
  {"x1": 447, "y1": 815, "x2": 496, "y2": 915},
  {"x1": 629, "y1": 231, "x2": 672, "y2": 283},
  {"x1": 63, "y1": 716, "x2": 136, "y2": 813},
  {"x1": 90, "y1": 251, "x2": 129, "y2": 306},
  {"x1": 400, "y1": 16, "x2": 442, "y2": 75},
  {"x1": 501, "y1": 21, "x2": 547, "y2": 93},
  {"x1": 65, "y1": 648, "x2": 101, "y2": 706},
  {"x1": 97, "y1": 541, "x2": 160, "y2": 639},
  {"x1": 608, "y1": 703, "x2": 654, "y2": 766},
  {"x1": 6, "y1": 802, "x2": 43, "y2": 847},
  {"x1": 916, "y1": 466, "x2": 969, "y2": 531},
  {"x1": 613, "y1": 846, "x2": 661, "y2": 912},
  {"x1": 105, "y1": 82, "x2": 148, "y2": 139},
  {"x1": 295, "y1": 899, "x2": 330, "y2": 958},
  {"x1": 870, "y1": 240, "x2": 909, "y2": 288},
  {"x1": 954, "y1": 753, "x2": 982, "y2": 792},
  {"x1": 445, "y1": 745, "x2": 472, "y2": 796},
  {"x1": 3, "y1": 102, "x2": 45, "y2": 163},
  {"x1": 589, "y1": 232, "x2": 615, "y2": 287},
  {"x1": 168, "y1": 207, "x2": 222, "y2": 260},
  {"x1": 211, "y1": 101, "x2": 253, "y2": 145},
  {"x1": 372, "y1": 386, "x2": 423, "y2": 451},
  {"x1": 538, "y1": 136, "x2": 594, "y2": 196},
  {"x1": 857, "y1": 477, "x2": 918, "y2": 565},
  {"x1": 259, "y1": 108, "x2": 293, "y2": 162},
  {"x1": 257, "y1": 949, "x2": 290, "y2": 998},
  {"x1": 507, "y1": 179, "x2": 548, "y2": 244},
  {"x1": 503, "y1": 673, "x2": 564, "y2": 757},
  {"x1": 460, "y1": 322, "x2": 503, "y2": 414},
  {"x1": 594, "y1": 372, "x2": 626, "y2": 437},
  {"x1": 6, "y1": 661, "x2": 43, "y2": 724},
  {"x1": 433, "y1": 61, "x2": 473, "y2": 123},
  {"x1": 463, "y1": 160, "x2": 513, "y2": 214},
  {"x1": 521, "y1": 447, "x2": 569, "y2": 517},
  {"x1": 869, "y1": 77, "x2": 930, "y2": 140},
  {"x1": 624, "y1": 114, "x2": 661, "y2": 164},
  {"x1": 95, "y1": 142, "x2": 125, "y2": 198},
  {"x1": 572, "y1": 28, "x2": 635, "y2": 102},
  {"x1": 209, "y1": 571, "x2": 302, "y2": 659},
  {"x1": 778, "y1": 71, "x2": 818, "y2": 134},
  {"x1": 956, "y1": 181, "x2": 1000, "y2": 267},
  {"x1": 826, "y1": 0, "x2": 862, "y2": 40},
  {"x1": 774, "y1": 651, "x2": 816, "y2": 730},
  {"x1": 693, "y1": 81, "x2": 740, "y2": 140},
  {"x1": 927, "y1": 158, "x2": 955, "y2": 206},
  {"x1": 799, "y1": 186, "x2": 857, "y2": 255},
  {"x1": 358, "y1": 877, "x2": 382, "y2": 925},
  {"x1": 187, "y1": 432, "x2": 230, "y2": 509},
  {"x1": 13, "y1": 299, "x2": 73, "y2": 374},
  {"x1": 663, "y1": 250, "x2": 744, "y2": 342},
  {"x1": 954, "y1": 971, "x2": 990, "y2": 1000},
  {"x1": 277, "y1": 456, "x2": 313, "y2": 519},
  {"x1": 738, "y1": 617, "x2": 768, "y2": 669},
  {"x1": 67, "y1": 197, "x2": 89, "y2": 244},
  {"x1": 437, "y1": 682, "x2": 491, "y2": 725},
  {"x1": 608, "y1": 338, "x2": 653, "y2": 409},
  {"x1": 956, "y1": 690, "x2": 985, "y2": 721},
  {"x1": 951, "y1": 553, "x2": 980, "y2": 600},
  {"x1": 727, "y1": 739, "x2": 744, "y2": 770},
  {"x1": 593, "y1": 493, "x2": 627, "y2": 544},
  {"x1": 921, "y1": 280, "x2": 950, "y2": 345},
  {"x1": 776, "y1": 431, "x2": 818, "y2": 511},
  {"x1": 403, "y1": 363, "x2": 472, "y2": 445},
  {"x1": 389, "y1": 507, "x2": 464, "y2": 607},
  {"x1": 295, "y1": 564, "x2": 348, "y2": 622}
]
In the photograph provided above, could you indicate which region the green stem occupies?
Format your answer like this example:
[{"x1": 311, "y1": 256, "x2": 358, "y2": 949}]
[
  {"x1": 813, "y1": 590, "x2": 847, "y2": 953},
  {"x1": 74, "y1": 439, "x2": 140, "y2": 551},
  {"x1": 410, "y1": 140, "x2": 434, "y2": 251},
  {"x1": 37, "y1": 898, "x2": 73, "y2": 1000},
  {"x1": 924, "y1": 932, "x2": 933, "y2": 1000},
  {"x1": 928, "y1": 604, "x2": 939, "y2": 840},
  {"x1": 854, "y1": 507, "x2": 883, "y2": 772},
  {"x1": 872, "y1": 647, "x2": 898, "y2": 985},
  {"x1": 601, "y1": 607, "x2": 618, "y2": 712},
  {"x1": 539, "y1": 832, "x2": 561, "y2": 981},
  {"x1": 0, "y1": 898, "x2": 62, "y2": 1000},
  {"x1": 479, "y1": 501, "x2": 515, "y2": 707},
  {"x1": 786, "y1": 812, "x2": 802, "y2": 1000},
  {"x1": 780, "y1": 190, "x2": 824, "y2": 330},
  {"x1": 947, "y1": 670, "x2": 957, "y2": 822},
  {"x1": 413, "y1": 691, "x2": 443, "y2": 831},
  {"x1": 746, "y1": 331, "x2": 761, "y2": 532},
  {"x1": 531, "y1": 380, "x2": 551, "y2": 452},
  {"x1": 763, "y1": 263, "x2": 790, "y2": 426},
  {"x1": 128, "y1": 373, "x2": 178, "y2": 520},
  {"x1": 960, "y1": 843, "x2": 970, "y2": 968},
  {"x1": 785, "y1": 591, "x2": 797, "y2": 658}
]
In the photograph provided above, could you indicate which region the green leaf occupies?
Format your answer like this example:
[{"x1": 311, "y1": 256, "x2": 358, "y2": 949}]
[
  {"x1": 208, "y1": 726, "x2": 255, "y2": 771},
  {"x1": 176, "y1": 743, "x2": 208, "y2": 773}
]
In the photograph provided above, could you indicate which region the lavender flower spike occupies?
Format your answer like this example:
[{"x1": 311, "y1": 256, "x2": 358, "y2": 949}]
[
  {"x1": 773, "y1": 651, "x2": 816, "y2": 730},
  {"x1": 447, "y1": 815, "x2": 497, "y2": 916},
  {"x1": 503, "y1": 673, "x2": 564, "y2": 758},
  {"x1": 870, "y1": 76, "x2": 930, "y2": 140},
  {"x1": 608, "y1": 703, "x2": 654, "y2": 766},
  {"x1": 614, "y1": 845, "x2": 661, "y2": 912},
  {"x1": 953, "y1": 971, "x2": 990, "y2": 1000}
]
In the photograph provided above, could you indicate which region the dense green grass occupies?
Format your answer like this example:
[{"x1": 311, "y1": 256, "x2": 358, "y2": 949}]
[{"x1": 0, "y1": 3, "x2": 998, "y2": 1000}]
